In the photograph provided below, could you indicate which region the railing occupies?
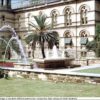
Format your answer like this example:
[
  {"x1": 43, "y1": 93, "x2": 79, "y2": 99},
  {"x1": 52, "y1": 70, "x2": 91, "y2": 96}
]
[{"x1": 11, "y1": 0, "x2": 61, "y2": 9}]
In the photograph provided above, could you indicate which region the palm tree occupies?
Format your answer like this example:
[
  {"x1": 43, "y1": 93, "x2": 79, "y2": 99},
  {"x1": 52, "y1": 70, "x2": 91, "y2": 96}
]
[{"x1": 25, "y1": 12, "x2": 59, "y2": 58}]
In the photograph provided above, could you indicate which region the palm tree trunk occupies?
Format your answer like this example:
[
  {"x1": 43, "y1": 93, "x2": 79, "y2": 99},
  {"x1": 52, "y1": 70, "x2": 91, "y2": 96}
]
[
  {"x1": 7, "y1": 48, "x2": 11, "y2": 60},
  {"x1": 40, "y1": 42, "x2": 45, "y2": 58},
  {"x1": 32, "y1": 50, "x2": 34, "y2": 58}
]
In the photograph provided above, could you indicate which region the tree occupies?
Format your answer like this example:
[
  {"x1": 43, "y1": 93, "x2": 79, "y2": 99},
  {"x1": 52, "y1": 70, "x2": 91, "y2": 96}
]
[
  {"x1": 24, "y1": 12, "x2": 59, "y2": 58},
  {"x1": 86, "y1": 24, "x2": 100, "y2": 57}
]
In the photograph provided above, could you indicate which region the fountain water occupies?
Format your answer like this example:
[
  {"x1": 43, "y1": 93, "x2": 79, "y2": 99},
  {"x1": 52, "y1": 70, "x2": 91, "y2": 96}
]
[
  {"x1": 45, "y1": 45, "x2": 59, "y2": 59},
  {"x1": 0, "y1": 25, "x2": 31, "y2": 69},
  {"x1": 4, "y1": 37, "x2": 27, "y2": 63},
  {"x1": 0, "y1": 38, "x2": 8, "y2": 45},
  {"x1": 52, "y1": 45, "x2": 59, "y2": 58},
  {"x1": 46, "y1": 45, "x2": 65, "y2": 59},
  {"x1": 0, "y1": 25, "x2": 27, "y2": 64}
]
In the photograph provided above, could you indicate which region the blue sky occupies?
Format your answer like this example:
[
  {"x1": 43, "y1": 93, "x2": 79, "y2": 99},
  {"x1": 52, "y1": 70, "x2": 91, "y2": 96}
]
[
  {"x1": 11, "y1": 0, "x2": 29, "y2": 9},
  {"x1": 12, "y1": 0, "x2": 29, "y2": 3},
  {"x1": 12, "y1": 0, "x2": 20, "y2": 3}
]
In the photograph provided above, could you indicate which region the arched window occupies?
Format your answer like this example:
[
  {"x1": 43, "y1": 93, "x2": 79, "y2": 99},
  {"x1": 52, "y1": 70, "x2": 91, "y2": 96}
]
[
  {"x1": 51, "y1": 10, "x2": 58, "y2": 28},
  {"x1": 64, "y1": 8, "x2": 72, "y2": 26},
  {"x1": 1, "y1": 15, "x2": 5, "y2": 25},
  {"x1": 80, "y1": 30, "x2": 89, "y2": 57},
  {"x1": 80, "y1": 5, "x2": 88, "y2": 25},
  {"x1": 80, "y1": 30, "x2": 88, "y2": 46},
  {"x1": 64, "y1": 31, "x2": 73, "y2": 48}
]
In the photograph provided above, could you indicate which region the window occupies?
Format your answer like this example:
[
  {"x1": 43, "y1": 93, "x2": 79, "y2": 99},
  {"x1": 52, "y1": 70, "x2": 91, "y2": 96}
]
[
  {"x1": 80, "y1": 6, "x2": 88, "y2": 25},
  {"x1": 1, "y1": 15, "x2": 5, "y2": 21},
  {"x1": 80, "y1": 31, "x2": 88, "y2": 45},
  {"x1": 80, "y1": 31, "x2": 88, "y2": 57},
  {"x1": 1, "y1": 15, "x2": 5, "y2": 25},
  {"x1": 64, "y1": 8, "x2": 72, "y2": 26},
  {"x1": 64, "y1": 31, "x2": 72, "y2": 48},
  {"x1": 51, "y1": 10, "x2": 58, "y2": 28},
  {"x1": 80, "y1": 37, "x2": 88, "y2": 45}
]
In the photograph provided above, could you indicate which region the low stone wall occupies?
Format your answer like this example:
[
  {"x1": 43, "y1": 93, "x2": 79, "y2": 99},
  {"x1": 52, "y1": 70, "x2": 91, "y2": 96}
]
[
  {"x1": 2, "y1": 70, "x2": 100, "y2": 84},
  {"x1": 27, "y1": 73, "x2": 100, "y2": 84}
]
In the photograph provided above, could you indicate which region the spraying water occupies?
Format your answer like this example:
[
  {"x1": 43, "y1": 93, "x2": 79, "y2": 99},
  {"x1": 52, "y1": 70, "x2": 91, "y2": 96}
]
[
  {"x1": 0, "y1": 25, "x2": 28, "y2": 63},
  {"x1": 52, "y1": 45, "x2": 59, "y2": 58},
  {"x1": 45, "y1": 45, "x2": 66, "y2": 59},
  {"x1": 0, "y1": 38, "x2": 8, "y2": 46}
]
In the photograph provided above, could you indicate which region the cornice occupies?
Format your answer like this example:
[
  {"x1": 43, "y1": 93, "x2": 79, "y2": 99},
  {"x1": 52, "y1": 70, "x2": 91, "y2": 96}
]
[{"x1": 0, "y1": 9, "x2": 14, "y2": 14}]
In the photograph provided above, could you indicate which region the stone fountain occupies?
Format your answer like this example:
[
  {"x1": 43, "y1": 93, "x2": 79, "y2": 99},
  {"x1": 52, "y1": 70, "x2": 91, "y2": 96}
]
[
  {"x1": 0, "y1": 25, "x2": 74, "y2": 69},
  {"x1": 33, "y1": 45, "x2": 74, "y2": 69}
]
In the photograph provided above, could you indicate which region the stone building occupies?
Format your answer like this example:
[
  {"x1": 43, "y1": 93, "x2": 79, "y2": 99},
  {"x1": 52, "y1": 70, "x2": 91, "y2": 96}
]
[{"x1": 0, "y1": 0, "x2": 100, "y2": 59}]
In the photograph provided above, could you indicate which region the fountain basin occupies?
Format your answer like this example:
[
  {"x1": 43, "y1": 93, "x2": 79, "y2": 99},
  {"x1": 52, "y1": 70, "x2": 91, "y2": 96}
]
[
  {"x1": 33, "y1": 58, "x2": 74, "y2": 69},
  {"x1": 14, "y1": 62, "x2": 32, "y2": 69},
  {"x1": 0, "y1": 61, "x2": 14, "y2": 68},
  {"x1": 0, "y1": 62, "x2": 32, "y2": 69}
]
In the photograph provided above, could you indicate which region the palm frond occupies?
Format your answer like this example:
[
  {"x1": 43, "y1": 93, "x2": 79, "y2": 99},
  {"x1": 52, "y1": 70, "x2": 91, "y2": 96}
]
[
  {"x1": 33, "y1": 13, "x2": 47, "y2": 30},
  {"x1": 27, "y1": 13, "x2": 59, "y2": 58},
  {"x1": 24, "y1": 33, "x2": 39, "y2": 44},
  {"x1": 44, "y1": 23, "x2": 51, "y2": 30},
  {"x1": 29, "y1": 22, "x2": 40, "y2": 31}
]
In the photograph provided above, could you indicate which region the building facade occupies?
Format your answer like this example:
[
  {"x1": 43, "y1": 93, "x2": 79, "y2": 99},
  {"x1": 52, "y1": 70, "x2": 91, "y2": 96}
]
[{"x1": 0, "y1": 0, "x2": 100, "y2": 59}]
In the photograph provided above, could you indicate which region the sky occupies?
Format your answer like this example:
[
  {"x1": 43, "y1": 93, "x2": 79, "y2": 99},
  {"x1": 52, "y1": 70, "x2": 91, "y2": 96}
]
[
  {"x1": 12, "y1": 0, "x2": 21, "y2": 4},
  {"x1": 11, "y1": 0, "x2": 30, "y2": 9},
  {"x1": 11, "y1": 0, "x2": 59, "y2": 9},
  {"x1": 12, "y1": 0, "x2": 29, "y2": 3}
]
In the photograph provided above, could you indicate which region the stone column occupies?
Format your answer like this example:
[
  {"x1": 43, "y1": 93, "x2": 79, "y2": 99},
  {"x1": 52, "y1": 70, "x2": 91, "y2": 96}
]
[{"x1": 7, "y1": 0, "x2": 11, "y2": 8}]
